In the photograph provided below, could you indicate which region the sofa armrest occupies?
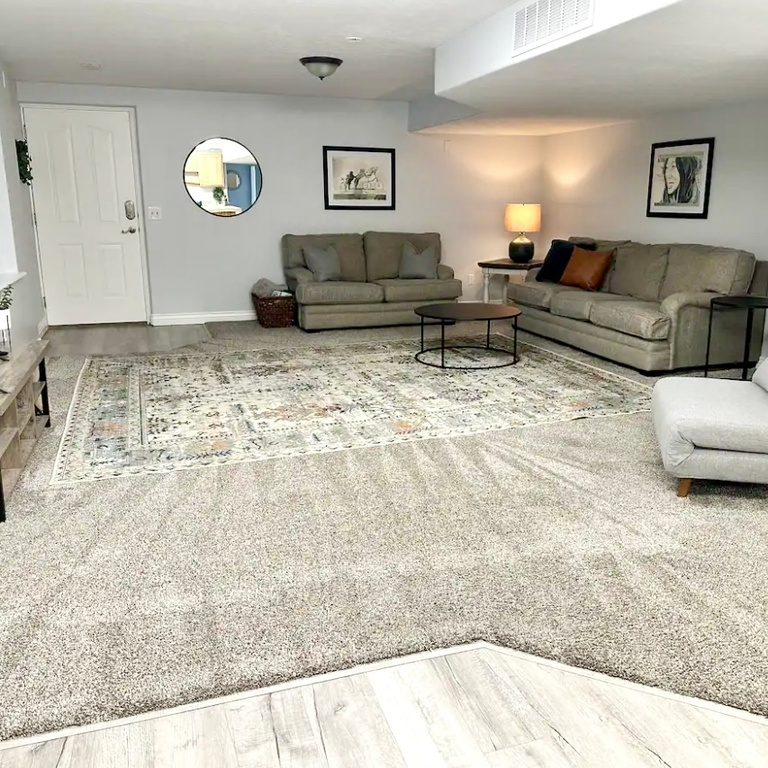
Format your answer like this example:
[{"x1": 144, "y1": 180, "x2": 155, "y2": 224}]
[
  {"x1": 660, "y1": 291, "x2": 720, "y2": 317},
  {"x1": 437, "y1": 264, "x2": 454, "y2": 280},
  {"x1": 284, "y1": 267, "x2": 315, "y2": 294},
  {"x1": 525, "y1": 268, "x2": 541, "y2": 282}
]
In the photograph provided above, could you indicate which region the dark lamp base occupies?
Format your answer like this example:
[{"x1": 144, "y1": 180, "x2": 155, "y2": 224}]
[{"x1": 509, "y1": 239, "x2": 535, "y2": 263}]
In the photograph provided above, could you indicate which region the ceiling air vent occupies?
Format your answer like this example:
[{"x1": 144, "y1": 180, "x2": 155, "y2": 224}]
[{"x1": 513, "y1": 0, "x2": 594, "y2": 57}]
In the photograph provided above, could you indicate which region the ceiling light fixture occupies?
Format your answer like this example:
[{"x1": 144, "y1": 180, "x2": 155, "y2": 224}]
[
  {"x1": 299, "y1": 56, "x2": 343, "y2": 81},
  {"x1": 345, "y1": 36, "x2": 363, "y2": 42},
  {"x1": 79, "y1": 62, "x2": 102, "y2": 71}
]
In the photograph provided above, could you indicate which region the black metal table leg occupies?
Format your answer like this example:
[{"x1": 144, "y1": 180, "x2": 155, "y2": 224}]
[
  {"x1": 704, "y1": 303, "x2": 714, "y2": 377},
  {"x1": 420, "y1": 316, "x2": 425, "y2": 353},
  {"x1": 0, "y1": 471, "x2": 5, "y2": 524},
  {"x1": 38, "y1": 358, "x2": 51, "y2": 427},
  {"x1": 742, "y1": 308, "x2": 754, "y2": 381},
  {"x1": 441, "y1": 321, "x2": 445, "y2": 369},
  {"x1": 513, "y1": 316, "x2": 518, "y2": 363},
  {"x1": 486, "y1": 319, "x2": 491, "y2": 349}
]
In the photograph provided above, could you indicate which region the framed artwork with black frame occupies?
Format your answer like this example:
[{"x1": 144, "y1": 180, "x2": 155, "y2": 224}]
[
  {"x1": 322, "y1": 146, "x2": 396, "y2": 210},
  {"x1": 646, "y1": 137, "x2": 715, "y2": 219}
]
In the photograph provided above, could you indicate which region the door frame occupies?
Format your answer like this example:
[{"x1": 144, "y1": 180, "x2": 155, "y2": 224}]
[{"x1": 20, "y1": 103, "x2": 152, "y2": 327}]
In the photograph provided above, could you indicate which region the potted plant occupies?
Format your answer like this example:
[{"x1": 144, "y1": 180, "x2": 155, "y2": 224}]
[{"x1": 212, "y1": 186, "x2": 225, "y2": 205}]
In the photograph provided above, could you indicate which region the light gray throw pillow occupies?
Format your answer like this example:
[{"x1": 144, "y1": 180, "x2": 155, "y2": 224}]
[
  {"x1": 752, "y1": 358, "x2": 768, "y2": 393},
  {"x1": 304, "y1": 245, "x2": 341, "y2": 282},
  {"x1": 399, "y1": 242, "x2": 438, "y2": 279}
]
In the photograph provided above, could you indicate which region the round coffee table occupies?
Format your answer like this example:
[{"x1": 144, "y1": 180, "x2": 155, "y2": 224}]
[{"x1": 414, "y1": 302, "x2": 522, "y2": 370}]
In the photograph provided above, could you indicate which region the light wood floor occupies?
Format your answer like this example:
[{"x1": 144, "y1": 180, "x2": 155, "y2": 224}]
[
  {"x1": 43, "y1": 324, "x2": 210, "y2": 356},
  {"x1": 17, "y1": 323, "x2": 766, "y2": 766},
  {"x1": 2, "y1": 644, "x2": 767, "y2": 767}
]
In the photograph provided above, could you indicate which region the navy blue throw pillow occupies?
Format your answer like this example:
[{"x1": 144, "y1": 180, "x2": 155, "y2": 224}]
[{"x1": 536, "y1": 239, "x2": 596, "y2": 283}]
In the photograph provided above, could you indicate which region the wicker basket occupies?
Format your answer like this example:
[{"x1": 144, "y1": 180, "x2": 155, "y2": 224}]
[{"x1": 252, "y1": 294, "x2": 296, "y2": 328}]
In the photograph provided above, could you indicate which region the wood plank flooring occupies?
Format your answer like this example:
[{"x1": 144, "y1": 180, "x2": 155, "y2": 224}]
[
  {"x1": 2, "y1": 645, "x2": 767, "y2": 767},
  {"x1": 43, "y1": 324, "x2": 210, "y2": 357}
]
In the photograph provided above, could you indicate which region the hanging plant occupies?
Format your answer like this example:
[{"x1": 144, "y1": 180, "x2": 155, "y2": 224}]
[
  {"x1": 16, "y1": 140, "x2": 33, "y2": 185},
  {"x1": 0, "y1": 285, "x2": 13, "y2": 311}
]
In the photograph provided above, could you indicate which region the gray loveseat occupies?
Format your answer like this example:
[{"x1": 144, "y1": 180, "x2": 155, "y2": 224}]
[
  {"x1": 506, "y1": 238, "x2": 768, "y2": 372},
  {"x1": 283, "y1": 232, "x2": 462, "y2": 330}
]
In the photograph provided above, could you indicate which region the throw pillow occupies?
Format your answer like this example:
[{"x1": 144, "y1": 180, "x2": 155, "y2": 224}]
[
  {"x1": 536, "y1": 239, "x2": 596, "y2": 283},
  {"x1": 559, "y1": 247, "x2": 614, "y2": 291},
  {"x1": 304, "y1": 245, "x2": 342, "y2": 282},
  {"x1": 399, "y1": 242, "x2": 438, "y2": 279}
]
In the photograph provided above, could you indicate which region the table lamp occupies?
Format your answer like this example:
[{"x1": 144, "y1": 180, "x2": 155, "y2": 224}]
[{"x1": 505, "y1": 203, "x2": 541, "y2": 263}]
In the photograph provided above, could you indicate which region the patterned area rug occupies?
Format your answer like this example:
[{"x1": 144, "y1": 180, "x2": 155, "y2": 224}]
[{"x1": 52, "y1": 336, "x2": 651, "y2": 484}]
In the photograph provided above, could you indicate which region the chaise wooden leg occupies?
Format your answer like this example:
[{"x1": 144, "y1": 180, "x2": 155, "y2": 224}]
[{"x1": 677, "y1": 478, "x2": 693, "y2": 498}]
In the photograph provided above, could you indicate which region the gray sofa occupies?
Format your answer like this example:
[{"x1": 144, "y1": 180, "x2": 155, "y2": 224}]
[
  {"x1": 506, "y1": 238, "x2": 768, "y2": 372},
  {"x1": 283, "y1": 232, "x2": 462, "y2": 330}
]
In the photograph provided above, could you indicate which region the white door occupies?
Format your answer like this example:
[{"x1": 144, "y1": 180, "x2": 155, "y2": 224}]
[{"x1": 24, "y1": 107, "x2": 147, "y2": 325}]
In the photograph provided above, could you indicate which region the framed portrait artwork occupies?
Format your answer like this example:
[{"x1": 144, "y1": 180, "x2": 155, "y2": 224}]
[
  {"x1": 646, "y1": 137, "x2": 715, "y2": 219},
  {"x1": 323, "y1": 146, "x2": 396, "y2": 210}
]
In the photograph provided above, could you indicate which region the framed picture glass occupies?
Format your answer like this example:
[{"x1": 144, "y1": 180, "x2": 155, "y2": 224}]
[
  {"x1": 646, "y1": 137, "x2": 715, "y2": 219},
  {"x1": 323, "y1": 146, "x2": 395, "y2": 210}
]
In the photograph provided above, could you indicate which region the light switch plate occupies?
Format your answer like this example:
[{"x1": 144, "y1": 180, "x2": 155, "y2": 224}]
[{"x1": 147, "y1": 207, "x2": 162, "y2": 220}]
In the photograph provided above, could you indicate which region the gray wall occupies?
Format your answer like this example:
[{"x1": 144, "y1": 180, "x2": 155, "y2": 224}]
[
  {"x1": 17, "y1": 82, "x2": 544, "y2": 316},
  {"x1": 0, "y1": 63, "x2": 45, "y2": 347},
  {"x1": 542, "y1": 100, "x2": 768, "y2": 352}
]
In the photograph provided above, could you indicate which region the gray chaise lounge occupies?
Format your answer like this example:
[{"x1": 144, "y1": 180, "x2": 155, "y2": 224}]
[
  {"x1": 652, "y1": 358, "x2": 768, "y2": 496},
  {"x1": 506, "y1": 238, "x2": 768, "y2": 372},
  {"x1": 283, "y1": 232, "x2": 462, "y2": 331}
]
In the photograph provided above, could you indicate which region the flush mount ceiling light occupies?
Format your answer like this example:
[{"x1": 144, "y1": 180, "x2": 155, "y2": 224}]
[
  {"x1": 299, "y1": 56, "x2": 343, "y2": 81},
  {"x1": 79, "y1": 62, "x2": 102, "y2": 70},
  {"x1": 345, "y1": 36, "x2": 363, "y2": 42}
]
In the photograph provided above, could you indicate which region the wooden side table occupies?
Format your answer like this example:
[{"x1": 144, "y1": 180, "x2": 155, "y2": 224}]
[{"x1": 477, "y1": 259, "x2": 544, "y2": 303}]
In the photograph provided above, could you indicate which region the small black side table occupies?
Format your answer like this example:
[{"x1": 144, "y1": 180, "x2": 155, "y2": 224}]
[{"x1": 705, "y1": 295, "x2": 768, "y2": 380}]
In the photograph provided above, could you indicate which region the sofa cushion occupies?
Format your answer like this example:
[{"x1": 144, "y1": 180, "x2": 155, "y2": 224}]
[
  {"x1": 537, "y1": 239, "x2": 595, "y2": 284},
  {"x1": 605, "y1": 243, "x2": 670, "y2": 301},
  {"x1": 559, "y1": 247, "x2": 614, "y2": 291},
  {"x1": 364, "y1": 232, "x2": 442, "y2": 282},
  {"x1": 295, "y1": 281, "x2": 384, "y2": 305},
  {"x1": 303, "y1": 245, "x2": 341, "y2": 282},
  {"x1": 550, "y1": 291, "x2": 636, "y2": 321},
  {"x1": 507, "y1": 280, "x2": 577, "y2": 310},
  {"x1": 753, "y1": 358, "x2": 768, "y2": 393},
  {"x1": 374, "y1": 278, "x2": 462, "y2": 303},
  {"x1": 590, "y1": 300, "x2": 671, "y2": 341},
  {"x1": 399, "y1": 242, "x2": 438, "y2": 279},
  {"x1": 660, "y1": 245, "x2": 756, "y2": 299},
  {"x1": 282, "y1": 234, "x2": 367, "y2": 283}
]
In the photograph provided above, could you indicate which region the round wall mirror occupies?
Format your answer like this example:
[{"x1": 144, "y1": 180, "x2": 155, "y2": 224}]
[{"x1": 183, "y1": 137, "x2": 262, "y2": 217}]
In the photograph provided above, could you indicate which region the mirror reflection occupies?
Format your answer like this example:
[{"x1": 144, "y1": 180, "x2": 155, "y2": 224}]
[{"x1": 183, "y1": 137, "x2": 262, "y2": 217}]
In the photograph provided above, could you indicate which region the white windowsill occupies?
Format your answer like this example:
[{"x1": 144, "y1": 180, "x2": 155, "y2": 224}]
[{"x1": 0, "y1": 272, "x2": 26, "y2": 291}]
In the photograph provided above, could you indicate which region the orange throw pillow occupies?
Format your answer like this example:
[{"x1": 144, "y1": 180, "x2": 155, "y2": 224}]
[{"x1": 559, "y1": 247, "x2": 613, "y2": 291}]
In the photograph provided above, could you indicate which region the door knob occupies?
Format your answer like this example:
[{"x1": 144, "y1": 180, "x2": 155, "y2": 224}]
[{"x1": 121, "y1": 227, "x2": 137, "y2": 234}]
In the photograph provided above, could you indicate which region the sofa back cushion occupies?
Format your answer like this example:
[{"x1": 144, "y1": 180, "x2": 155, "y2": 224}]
[
  {"x1": 364, "y1": 232, "x2": 441, "y2": 282},
  {"x1": 659, "y1": 245, "x2": 756, "y2": 299},
  {"x1": 604, "y1": 243, "x2": 670, "y2": 301},
  {"x1": 282, "y1": 234, "x2": 367, "y2": 282}
]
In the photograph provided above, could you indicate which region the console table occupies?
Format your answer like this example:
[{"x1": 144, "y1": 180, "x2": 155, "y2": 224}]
[
  {"x1": 0, "y1": 340, "x2": 50, "y2": 522},
  {"x1": 477, "y1": 259, "x2": 544, "y2": 303}
]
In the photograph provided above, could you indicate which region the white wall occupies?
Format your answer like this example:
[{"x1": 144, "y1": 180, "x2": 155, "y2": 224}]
[
  {"x1": 17, "y1": 82, "x2": 544, "y2": 316},
  {"x1": 0, "y1": 62, "x2": 46, "y2": 346},
  {"x1": 542, "y1": 99, "x2": 768, "y2": 351}
]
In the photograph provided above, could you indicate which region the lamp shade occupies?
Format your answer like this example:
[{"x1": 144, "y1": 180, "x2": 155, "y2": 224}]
[{"x1": 504, "y1": 203, "x2": 541, "y2": 233}]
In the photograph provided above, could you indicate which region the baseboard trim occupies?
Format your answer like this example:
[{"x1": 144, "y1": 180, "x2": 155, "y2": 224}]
[{"x1": 150, "y1": 310, "x2": 257, "y2": 326}]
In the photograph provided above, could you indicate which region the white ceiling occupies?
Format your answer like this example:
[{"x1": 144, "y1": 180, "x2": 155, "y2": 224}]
[
  {"x1": 0, "y1": 0, "x2": 513, "y2": 100},
  {"x1": 433, "y1": 0, "x2": 768, "y2": 134}
]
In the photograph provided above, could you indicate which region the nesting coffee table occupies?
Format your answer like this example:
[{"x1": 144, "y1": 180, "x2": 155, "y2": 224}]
[{"x1": 414, "y1": 302, "x2": 522, "y2": 370}]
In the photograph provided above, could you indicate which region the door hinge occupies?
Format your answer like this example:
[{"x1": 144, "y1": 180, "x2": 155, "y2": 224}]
[{"x1": 42, "y1": 297, "x2": 46, "y2": 309}]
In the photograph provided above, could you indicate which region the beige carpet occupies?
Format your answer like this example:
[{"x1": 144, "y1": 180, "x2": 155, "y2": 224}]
[{"x1": 0, "y1": 324, "x2": 766, "y2": 741}]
